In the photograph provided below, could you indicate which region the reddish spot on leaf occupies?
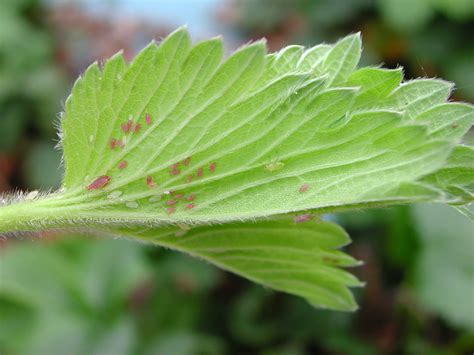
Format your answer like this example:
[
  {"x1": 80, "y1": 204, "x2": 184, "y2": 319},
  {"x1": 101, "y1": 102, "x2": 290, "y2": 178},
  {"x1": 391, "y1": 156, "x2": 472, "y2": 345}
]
[
  {"x1": 185, "y1": 203, "x2": 195, "y2": 209},
  {"x1": 186, "y1": 195, "x2": 195, "y2": 201},
  {"x1": 118, "y1": 160, "x2": 127, "y2": 169},
  {"x1": 166, "y1": 207, "x2": 175, "y2": 215},
  {"x1": 121, "y1": 120, "x2": 132, "y2": 133},
  {"x1": 197, "y1": 167, "x2": 203, "y2": 177},
  {"x1": 166, "y1": 199, "x2": 176, "y2": 206},
  {"x1": 170, "y1": 169, "x2": 181, "y2": 176},
  {"x1": 87, "y1": 175, "x2": 111, "y2": 190},
  {"x1": 116, "y1": 139, "x2": 125, "y2": 148},
  {"x1": 174, "y1": 193, "x2": 184, "y2": 199},
  {"x1": 182, "y1": 157, "x2": 191, "y2": 166},
  {"x1": 110, "y1": 138, "x2": 117, "y2": 149},
  {"x1": 299, "y1": 183, "x2": 309, "y2": 193},
  {"x1": 146, "y1": 176, "x2": 156, "y2": 188},
  {"x1": 133, "y1": 123, "x2": 141, "y2": 133},
  {"x1": 145, "y1": 113, "x2": 152, "y2": 125},
  {"x1": 293, "y1": 214, "x2": 311, "y2": 223},
  {"x1": 209, "y1": 162, "x2": 216, "y2": 173}
]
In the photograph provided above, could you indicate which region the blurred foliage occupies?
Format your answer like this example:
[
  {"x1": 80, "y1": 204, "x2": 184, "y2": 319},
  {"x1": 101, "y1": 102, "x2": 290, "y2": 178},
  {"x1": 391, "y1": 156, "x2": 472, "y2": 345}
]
[{"x1": 0, "y1": 0, "x2": 473, "y2": 354}]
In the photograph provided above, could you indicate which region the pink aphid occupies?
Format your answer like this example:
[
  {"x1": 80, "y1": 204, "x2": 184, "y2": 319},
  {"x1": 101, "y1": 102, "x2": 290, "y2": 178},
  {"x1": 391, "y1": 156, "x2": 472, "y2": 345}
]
[
  {"x1": 182, "y1": 157, "x2": 191, "y2": 166},
  {"x1": 87, "y1": 175, "x2": 111, "y2": 191},
  {"x1": 145, "y1": 113, "x2": 152, "y2": 125},
  {"x1": 116, "y1": 139, "x2": 125, "y2": 148},
  {"x1": 174, "y1": 193, "x2": 184, "y2": 199},
  {"x1": 299, "y1": 183, "x2": 309, "y2": 193},
  {"x1": 186, "y1": 195, "x2": 195, "y2": 201},
  {"x1": 185, "y1": 203, "x2": 195, "y2": 209},
  {"x1": 110, "y1": 138, "x2": 117, "y2": 149},
  {"x1": 294, "y1": 214, "x2": 312, "y2": 223},
  {"x1": 171, "y1": 163, "x2": 180, "y2": 170},
  {"x1": 121, "y1": 120, "x2": 132, "y2": 133},
  {"x1": 166, "y1": 199, "x2": 176, "y2": 206},
  {"x1": 118, "y1": 160, "x2": 127, "y2": 169},
  {"x1": 133, "y1": 123, "x2": 141, "y2": 133},
  {"x1": 209, "y1": 162, "x2": 216, "y2": 173},
  {"x1": 197, "y1": 167, "x2": 203, "y2": 177},
  {"x1": 166, "y1": 207, "x2": 175, "y2": 215},
  {"x1": 170, "y1": 169, "x2": 181, "y2": 176},
  {"x1": 146, "y1": 175, "x2": 156, "y2": 188},
  {"x1": 186, "y1": 175, "x2": 193, "y2": 183}
]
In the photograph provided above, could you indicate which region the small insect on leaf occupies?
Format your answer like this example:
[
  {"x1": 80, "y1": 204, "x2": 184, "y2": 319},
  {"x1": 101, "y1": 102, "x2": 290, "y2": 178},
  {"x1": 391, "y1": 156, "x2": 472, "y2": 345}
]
[
  {"x1": 166, "y1": 207, "x2": 175, "y2": 215},
  {"x1": 197, "y1": 167, "x2": 203, "y2": 177},
  {"x1": 209, "y1": 162, "x2": 216, "y2": 173},
  {"x1": 294, "y1": 214, "x2": 312, "y2": 223},
  {"x1": 118, "y1": 160, "x2": 127, "y2": 169},
  {"x1": 183, "y1": 157, "x2": 191, "y2": 166},
  {"x1": 145, "y1": 113, "x2": 152, "y2": 125},
  {"x1": 186, "y1": 195, "x2": 195, "y2": 201},
  {"x1": 299, "y1": 183, "x2": 309, "y2": 193},
  {"x1": 185, "y1": 203, "x2": 195, "y2": 209},
  {"x1": 133, "y1": 123, "x2": 141, "y2": 133},
  {"x1": 121, "y1": 120, "x2": 132, "y2": 133},
  {"x1": 264, "y1": 161, "x2": 285, "y2": 172},
  {"x1": 87, "y1": 175, "x2": 111, "y2": 190},
  {"x1": 166, "y1": 200, "x2": 176, "y2": 206},
  {"x1": 146, "y1": 176, "x2": 156, "y2": 188}
]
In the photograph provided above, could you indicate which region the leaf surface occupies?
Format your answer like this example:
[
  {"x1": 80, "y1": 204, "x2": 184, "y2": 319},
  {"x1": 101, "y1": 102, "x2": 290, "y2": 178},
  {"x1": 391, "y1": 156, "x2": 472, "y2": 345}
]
[
  {"x1": 105, "y1": 218, "x2": 361, "y2": 311},
  {"x1": 48, "y1": 28, "x2": 473, "y2": 225}
]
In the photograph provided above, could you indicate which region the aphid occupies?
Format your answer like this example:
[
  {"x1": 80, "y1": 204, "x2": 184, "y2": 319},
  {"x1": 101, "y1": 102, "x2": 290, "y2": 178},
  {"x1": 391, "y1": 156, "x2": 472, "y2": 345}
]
[
  {"x1": 145, "y1": 113, "x2": 152, "y2": 125},
  {"x1": 107, "y1": 190, "x2": 123, "y2": 199},
  {"x1": 110, "y1": 138, "x2": 117, "y2": 149},
  {"x1": 118, "y1": 160, "x2": 127, "y2": 169},
  {"x1": 125, "y1": 201, "x2": 139, "y2": 208},
  {"x1": 186, "y1": 195, "x2": 195, "y2": 201},
  {"x1": 171, "y1": 163, "x2": 180, "y2": 169},
  {"x1": 166, "y1": 199, "x2": 176, "y2": 206},
  {"x1": 166, "y1": 207, "x2": 175, "y2": 215},
  {"x1": 133, "y1": 123, "x2": 141, "y2": 133},
  {"x1": 25, "y1": 190, "x2": 39, "y2": 200},
  {"x1": 121, "y1": 120, "x2": 132, "y2": 133},
  {"x1": 177, "y1": 223, "x2": 191, "y2": 231},
  {"x1": 186, "y1": 175, "x2": 193, "y2": 183},
  {"x1": 146, "y1": 175, "x2": 156, "y2": 188},
  {"x1": 185, "y1": 203, "x2": 195, "y2": 209},
  {"x1": 163, "y1": 190, "x2": 172, "y2": 195},
  {"x1": 87, "y1": 175, "x2": 111, "y2": 190},
  {"x1": 299, "y1": 183, "x2": 309, "y2": 193},
  {"x1": 209, "y1": 162, "x2": 216, "y2": 173},
  {"x1": 264, "y1": 161, "x2": 285, "y2": 172},
  {"x1": 149, "y1": 195, "x2": 162, "y2": 202},
  {"x1": 293, "y1": 214, "x2": 311, "y2": 223},
  {"x1": 170, "y1": 169, "x2": 181, "y2": 176},
  {"x1": 116, "y1": 139, "x2": 125, "y2": 148},
  {"x1": 174, "y1": 193, "x2": 184, "y2": 199},
  {"x1": 182, "y1": 157, "x2": 191, "y2": 166},
  {"x1": 197, "y1": 167, "x2": 203, "y2": 177}
]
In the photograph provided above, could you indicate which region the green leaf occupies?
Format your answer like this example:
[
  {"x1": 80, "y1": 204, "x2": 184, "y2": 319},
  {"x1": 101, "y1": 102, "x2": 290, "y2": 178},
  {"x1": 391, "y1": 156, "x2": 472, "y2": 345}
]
[
  {"x1": 105, "y1": 218, "x2": 362, "y2": 311},
  {"x1": 0, "y1": 28, "x2": 472, "y2": 311}
]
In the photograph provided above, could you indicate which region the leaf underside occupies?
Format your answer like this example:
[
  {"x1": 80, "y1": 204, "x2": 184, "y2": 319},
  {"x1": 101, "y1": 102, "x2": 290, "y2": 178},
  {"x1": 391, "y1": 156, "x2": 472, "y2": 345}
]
[
  {"x1": 59, "y1": 28, "x2": 473, "y2": 223},
  {"x1": 8, "y1": 27, "x2": 474, "y2": 311}
]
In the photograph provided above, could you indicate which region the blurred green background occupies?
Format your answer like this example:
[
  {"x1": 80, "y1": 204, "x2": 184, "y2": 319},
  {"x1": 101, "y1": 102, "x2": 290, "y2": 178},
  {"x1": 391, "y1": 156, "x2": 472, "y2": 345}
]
[{"x1": 0, "y1": 0, "x2": 473, "y2": 354}]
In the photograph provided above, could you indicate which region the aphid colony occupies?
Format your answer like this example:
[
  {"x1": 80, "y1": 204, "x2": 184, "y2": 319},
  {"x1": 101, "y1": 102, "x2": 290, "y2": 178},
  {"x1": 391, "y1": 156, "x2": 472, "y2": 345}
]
[{"x1": 86, "y1": 111, "x2": 312, "y2": 216}]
